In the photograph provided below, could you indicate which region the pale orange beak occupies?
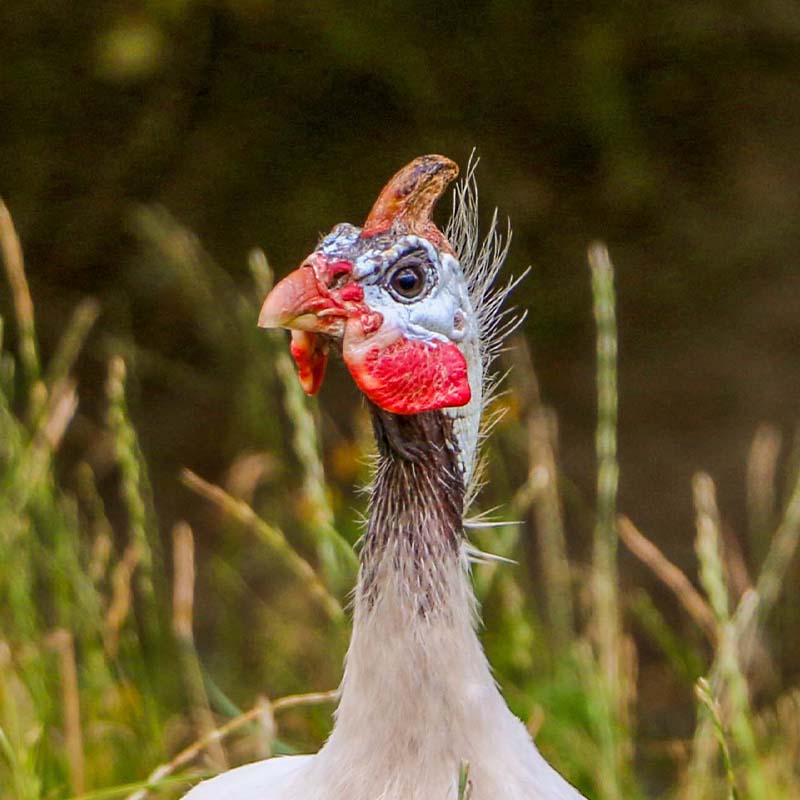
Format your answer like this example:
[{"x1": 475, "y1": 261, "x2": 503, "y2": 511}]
[
  {"x1": 258, "y1": 260, "x2": 354, "y2": 395},
  {"x1": 258, "y1": 264, "x2": 347, "y2": 335}
]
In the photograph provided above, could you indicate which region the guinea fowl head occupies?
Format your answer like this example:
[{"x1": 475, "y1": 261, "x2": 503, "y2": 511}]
[{"x1": 259, "y1": 154, "x2": 514, "y2": 484}]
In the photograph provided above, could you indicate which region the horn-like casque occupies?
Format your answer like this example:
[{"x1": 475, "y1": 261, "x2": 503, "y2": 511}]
[{"x1": 361, "y1": 154, "x2": 458, "y2": 252}]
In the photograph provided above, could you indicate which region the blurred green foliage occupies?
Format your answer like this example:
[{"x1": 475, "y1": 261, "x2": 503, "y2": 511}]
[{"x1": 1, "y1": 2, "x2": 800, "y2": 797}]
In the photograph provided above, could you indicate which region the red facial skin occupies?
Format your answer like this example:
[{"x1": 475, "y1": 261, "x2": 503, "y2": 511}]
[
  {"x1": 342, "y1": 313, "x2": 471, "y2": 415},
  {"x1": 259, "y1": 251, "x2": 472, "y2": 414},
  {"x1": 290, "y1": 330, "x2": 330, "y2": 395}
]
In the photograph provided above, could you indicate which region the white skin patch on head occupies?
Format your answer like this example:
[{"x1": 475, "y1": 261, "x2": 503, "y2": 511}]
[
  {"x1": 353, "y1": 238, "x2": 473, "y2": 346},
  {"x1": 319, "y1": 223, "x2": 361, "y2": 256}
]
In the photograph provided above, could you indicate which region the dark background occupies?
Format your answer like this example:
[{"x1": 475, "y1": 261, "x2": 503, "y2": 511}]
[{"x1": 2, "y1": 0, "x2": 799, "y2": 715}]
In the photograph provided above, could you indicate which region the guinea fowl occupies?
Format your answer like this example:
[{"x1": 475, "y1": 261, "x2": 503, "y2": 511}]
[{"x1": 185, "y1": 155, "x2": 585, "y2": 800}]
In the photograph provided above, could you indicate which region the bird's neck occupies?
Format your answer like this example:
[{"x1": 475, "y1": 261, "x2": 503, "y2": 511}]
[
  {"x1": 312, "y1": 410, "x2": 582, "y2": 800},
  {"x1": 358, "y1": 406, "x2": 466, "y2": 613},
  {"x1": 320, "y1": 407, "x2": 503, "y2": 782}
]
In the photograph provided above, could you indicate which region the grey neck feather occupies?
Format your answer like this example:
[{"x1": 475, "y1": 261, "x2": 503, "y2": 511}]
[
  {"x1": 311, "y1": 403, "x2": 519, "y2": 798},
  {"x1": 358, "y1": 404, "x2": 466, "y2": 615}
]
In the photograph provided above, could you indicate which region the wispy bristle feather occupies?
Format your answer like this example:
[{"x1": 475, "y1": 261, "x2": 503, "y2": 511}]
[{"x1": 445, "y1": 152, "x2": 527, "y2": 514}]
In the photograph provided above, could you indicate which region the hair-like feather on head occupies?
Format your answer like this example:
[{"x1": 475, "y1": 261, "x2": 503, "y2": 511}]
[{"x1": 444, "y1": 153, "x2": 529, "y2": 512}]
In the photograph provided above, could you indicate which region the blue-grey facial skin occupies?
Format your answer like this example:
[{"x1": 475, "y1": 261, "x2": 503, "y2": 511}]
[
  {"x1": 314, "y1": 220, "x2": 483, "y2": 485},
  {"x1": 316, "y1": 225, "x2": 472, "y2": 347}
]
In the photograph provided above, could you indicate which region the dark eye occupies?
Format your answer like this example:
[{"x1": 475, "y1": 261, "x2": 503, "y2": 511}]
[
  {"x1": 387, "y1": 252, "x2": 430, "y2": 301},
  {"x1": 390, "y1": 266, "x2": 424, "y2": 298}
]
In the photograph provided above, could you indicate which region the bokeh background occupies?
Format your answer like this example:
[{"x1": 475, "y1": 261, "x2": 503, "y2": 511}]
[{"x1": 2, "y1": 2, "x2": 800, "y2": 797}]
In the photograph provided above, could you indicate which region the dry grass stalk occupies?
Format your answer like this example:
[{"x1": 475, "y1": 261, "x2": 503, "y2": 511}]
[
  {"x1": 251, "y1": 695, "x2": 276, "y2": 760},
  {"x1": 754, "y1": 453, "x2": 800, "y2": 623},
  {"x1": 89, "y1": 529, "x2": 113, "y2": 585},
  {"x1": 694, "y1": 678, "x2": 737, "y2": 800},
  {"x1": 458, "y1": 760, "x2": 473, "y2": 800},
  {"x1": 588, "y1": 242, "x2": 621, "y2": 661},
  {"x1": 527, "y1": 404, "x2": 574, "y2": 648},
  {"x1": 76, "y1": 462, "x2": 115, "y2": 584},
  {"x1": 620, "y1": 632, "x2": 639, "y2": 732},
  {"x1": 172, "y1": 522, "x2": 227, "y2": 770},
  {"x1": 248, "y1": 247, "x2": 273, "y2": 298},
  {"x1": 5, "y1": 378, "x2": 79, "y2": 520},
  {"x1": 689, "y1": 472, "x2": 734, "y2": 795},
  {"x1": 38, "y1": 379, "x2": 78, "y2": 449},
  {"x1": 14, "y1": 379, "x2": 78, "y2": 502},
  {"x1": 172, "y1": 522, "x2": 196, "y2": 642},
  {"x1": 503, "y1": 337, "x2": 573, "y2": 646},
  {"x1": 691, "y1": 474, "x2": 765, "y2": 796},
  {"x1": 225, "y1": 452, "x2": 276, "y2": 503},
  {"x1": 104, "y1": 544, "x2": 142, "y2": 657},
  {"x1": 618, "y1": 515, "x2": 717, "y2": 643},
  {"x1": 720, "y1": 529, "x2": 753, "y2": 605},
  {"x1": 181, "y1": 469, "x2": 344, "y2": 622},
  {"x1": 44, "y1": 629, "x2": 85, "y2": 795},
  {"x1": 746, "y1": 424, "x2": 782, "y2": 547},
  {"x1": 0, "y1": 200, "x2": 39, "y2": 391},
  {"x1": 772, "y1": 689, "x2": 800, "y2": 768},
  {"x1": 124, "y1": 689, "x2": 339, "y2": 800},
  {"x1": 693, "y1": 473, "x2": 728, "y2": 620},
  {"x1": 274, "y1": 348, "x2": 359, "y2": 579},
  {"x1": 43, "y1": 297, "x2": 100, "y2": 391},
  {"x1": 106, "y1": 356, "x2": 154, "y2": 577}
]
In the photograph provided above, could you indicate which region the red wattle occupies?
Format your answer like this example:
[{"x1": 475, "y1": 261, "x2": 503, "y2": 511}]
[
  {"x1": 344, "y1": 330, "x2": 471, "y2": 415},
  {"x1": 290, "y1": 330, "x2": 329, "y2": 395}
]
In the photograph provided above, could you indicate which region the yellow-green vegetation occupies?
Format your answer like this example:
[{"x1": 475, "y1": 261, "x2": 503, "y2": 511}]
[{"x1": 1, "y1": 203, "x2": 799, "y2": 800}]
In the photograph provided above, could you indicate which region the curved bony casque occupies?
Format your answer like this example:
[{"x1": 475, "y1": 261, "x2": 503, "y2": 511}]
[{"x1": 185, "y1": 155, "x2": 586, "y2": 800}]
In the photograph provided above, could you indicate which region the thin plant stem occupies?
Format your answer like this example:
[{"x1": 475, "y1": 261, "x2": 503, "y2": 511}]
[
  {"x1": 274, "y1": 348, "x2": 359, "y2": 583},
  {"x1": 44, "y1": 297, "x2": 100, "y2": 391},
  {"x1": 588, "y1": 242, "x2": 626, "y2": 797},
  {"x1": 618, "y1": 515, "x2": 717, "y2": 643},
  {"x1": 103, "y1": 544, "x2": 141, "y2": 658},
  {"x1": 44, "y1": 630, "x2": 85, "y2": 795},
  {"x1": 754, "y1": 457, "x2": 800, "y2": 623},
  {"x1": 458, "y1": 760, "x2": 473, "y2": 800},
  {"x1": 0, "y1": 200, "x2": 40, "y2": 396},
  {"x1": 172, "y1": 522, "x2": 227, "y2": 770},
  {"x1": 106, "y1": 357, "x2": 157, "y2": 593},
  {"x1": 508, "y1": 338, "x2": 574, "y2": 649},
  {"x1": 695, "y1": 678, "x2": 738, "y2": 800},
  {"x1": 691, "y1": 473, "x2": 764, "y2": 798},
  {"x1": 181, "y1": 469, "x2": 344, "y2": 622}
]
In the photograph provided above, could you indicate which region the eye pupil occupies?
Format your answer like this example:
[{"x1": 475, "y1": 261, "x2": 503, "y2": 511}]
[
  {"x1": 390, "y1": 265, "x2": 425, "y2": 298},
  {"x1": 396, "y1": 270, "x2": 418, "y2": 291}
]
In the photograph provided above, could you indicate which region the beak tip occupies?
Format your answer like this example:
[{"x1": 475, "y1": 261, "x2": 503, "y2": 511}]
[
  {"x1": 257, "y1": 310, "x2": 276, "y2": 329},
  {"x1": 258, "y1": 265, "x2": 321, "y2": 331},
  {"x1": 257, "y1": 295, "x2": 286, "y2": 329}
]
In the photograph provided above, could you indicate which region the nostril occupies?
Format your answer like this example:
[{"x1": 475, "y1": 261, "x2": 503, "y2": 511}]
[
  {"x1": 326, "y1": 260, "x2": 353, "y2": 289},
  {"x1": 307, "y1": 254, "x2": 353, "y2": 289}
]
